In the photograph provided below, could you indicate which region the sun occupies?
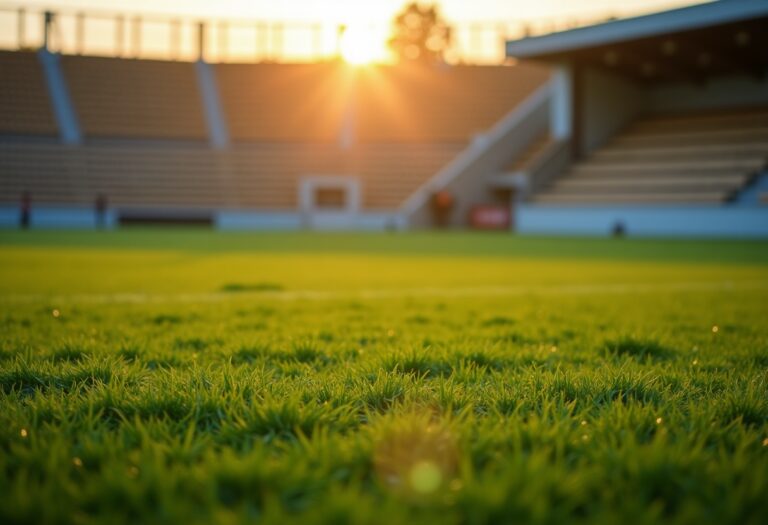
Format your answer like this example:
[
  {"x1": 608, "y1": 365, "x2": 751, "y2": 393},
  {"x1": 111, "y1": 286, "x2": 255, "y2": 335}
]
[{"x1": 339, "y1": 25, "x2": 389, "y2": 65}]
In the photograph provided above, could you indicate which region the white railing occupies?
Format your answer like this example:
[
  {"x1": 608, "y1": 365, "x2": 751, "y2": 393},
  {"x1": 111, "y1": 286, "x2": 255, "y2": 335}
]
[
  {"x1": 0, "y1": 4, "x2": 623, "y2": 64},
  {"x1": 400, "y1": 82, "x2": 553, "y2": 227}
]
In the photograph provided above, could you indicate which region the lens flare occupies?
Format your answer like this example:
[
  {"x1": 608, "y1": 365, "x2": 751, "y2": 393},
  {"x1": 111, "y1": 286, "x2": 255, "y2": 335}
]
[{"x1": 373, "y1": 416, "x2": 459, "y2": 498}]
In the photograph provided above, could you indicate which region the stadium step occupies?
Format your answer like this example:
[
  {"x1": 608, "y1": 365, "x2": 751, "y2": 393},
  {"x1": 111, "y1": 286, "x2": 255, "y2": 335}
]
[
  {"x1": 532, "y1": 192, "x2": 726, "y2": 204},
  {"x1": 610, "y1": 127, "x2": 768, "y2": 148},
  {"x1": 626, "y1": 111, "x2": 768, "y2": 134},
  {"x1": 568, "y1": 158, "x2": 766, "y2": 176},
  {"x1": 552, "y1": 175, "x2": 747, "y2": 190},
  {"x1": 527, "y1": 106, "x2": 768, "y2": 205},
  {"x1": 590, "y1": 142, "x2": 768, "y2": 162}
]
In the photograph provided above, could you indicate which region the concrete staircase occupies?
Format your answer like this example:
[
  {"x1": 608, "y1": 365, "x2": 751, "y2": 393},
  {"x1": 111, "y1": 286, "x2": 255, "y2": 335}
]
[{"x1": 532, "y1": 107, "x2": 768, "y2": 205}]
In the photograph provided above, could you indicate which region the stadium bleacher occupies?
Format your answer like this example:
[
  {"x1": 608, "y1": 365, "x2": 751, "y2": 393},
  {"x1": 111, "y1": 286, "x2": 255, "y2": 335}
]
[
  {"x1": 0, "y1": 51, "x2": 57, "y2": 137},
  {"x1": 354, "y1": 63, "x2": 550, "y2": 142},
  {"x1": 0, "y1": 53, "x2": 543, "y2": 215},
  {"x1": 0, "y1": 143, "x2": 225, "y2": 208},
  {"x1": 353, "y1": 143, "x2": 465, "y2": 208},
  {"x1": 216, "y1": 62, "x2": 348, "y2": 143},
  {"x1": 531, "y1": 108, "x2": 768, "y2": 204},
  {"x1": 1, "y1": 46, "x2": 764, "y2": 229},
  {"x1": 0, "y1": 141, "x2": 463, "y2": 211},
  {"x1": 61, "y1": 56, "x2": 207, "y2": 140}
]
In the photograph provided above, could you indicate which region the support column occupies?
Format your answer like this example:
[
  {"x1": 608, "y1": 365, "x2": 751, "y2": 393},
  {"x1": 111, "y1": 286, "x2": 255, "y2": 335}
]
[
  {"x1": 195, "y1": 60, "x2": 229, "y2": 149},
  {"x1": 571, "y1": 64, "x2": 583, "y2": 159},
  {"x1": 38, "y1": 49, "x2": 81, "y2": 145},
  {"x1": 550, "y1": 64, "x2": 572, "y2": 141},
  {"x1": 17, "y1": 8, "x2": 25, "y2": 49},
  {"x1": 197, "y1": 22, "x2": 206, "y2": 61},
  {"x1": 42, "y1": 11, "x2": 54, "y2": 51}
]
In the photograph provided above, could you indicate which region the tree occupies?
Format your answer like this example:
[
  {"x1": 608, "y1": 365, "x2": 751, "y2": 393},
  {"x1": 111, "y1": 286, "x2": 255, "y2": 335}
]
[{"x1": 388, "y1": 2, "x2": 452, "y2": 64}]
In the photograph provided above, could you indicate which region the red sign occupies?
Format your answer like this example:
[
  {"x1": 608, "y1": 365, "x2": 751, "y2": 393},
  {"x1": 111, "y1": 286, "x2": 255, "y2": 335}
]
[{"x1": 469, "y1": 205, "x2": 511, "y2": 230}]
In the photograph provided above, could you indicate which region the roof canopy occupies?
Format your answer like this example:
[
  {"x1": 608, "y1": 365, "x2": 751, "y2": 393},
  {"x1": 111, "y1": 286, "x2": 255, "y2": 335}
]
[{"x1": 506, "y1": 0, "x2": 768, "y2": 83}]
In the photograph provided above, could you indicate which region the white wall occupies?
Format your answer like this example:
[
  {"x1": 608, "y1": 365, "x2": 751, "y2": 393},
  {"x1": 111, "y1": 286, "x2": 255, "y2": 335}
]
[
  {"x1": 517, "y1": 205, "x2": 768, "y2": 238},
  {"x1": 580, "y1": 67, "x2": 646, "y2": 156},
  {"x1": 550, "y1": 65, "x2": 572, "y2": 140}
]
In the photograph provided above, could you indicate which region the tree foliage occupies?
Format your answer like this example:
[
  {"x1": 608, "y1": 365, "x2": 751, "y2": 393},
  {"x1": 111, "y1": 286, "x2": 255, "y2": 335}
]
[{"x1": 388, "y1": 2, "x2": 452, "y2": 64}]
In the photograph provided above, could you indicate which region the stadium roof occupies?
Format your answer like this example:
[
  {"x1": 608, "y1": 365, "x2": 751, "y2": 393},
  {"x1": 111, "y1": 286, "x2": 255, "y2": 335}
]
[{"x1": 506, "y1": 0, "x2": 768, "y2": 83}]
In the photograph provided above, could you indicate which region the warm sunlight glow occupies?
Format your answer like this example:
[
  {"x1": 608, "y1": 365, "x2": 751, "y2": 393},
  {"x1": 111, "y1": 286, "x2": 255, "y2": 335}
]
[{"x1": 339, "y1": 25, "x2": 390, "y2": 65}]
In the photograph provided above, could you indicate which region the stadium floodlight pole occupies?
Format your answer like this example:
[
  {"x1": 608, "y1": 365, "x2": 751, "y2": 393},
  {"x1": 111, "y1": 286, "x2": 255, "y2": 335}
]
[
  {"x1": 471, "y1": 24, "x2": 481, "y2": 60},
  {"x1": 115, "y1": 16, "x2": 124, "y2": 57},
  {"x1": 42, "y1": 11, "x2": 54, "y2": 52},
  {"x1": 197, "y1": 22, "x2": 205, "y2": 62},
  {"x1": 75, "y1": 12, "x2": 85, "y2": 55},
  {"x1": 171, "y1": 19, "x2": 181, "y2": 60},
  {"x1": 273, "y1": 22, "x2": 283, "y2": 60},
  {"x1": 255, "y1": 22, "x2": 266, "y2": 61},
  {"x1": 17, "y1": 8, "x2": 25, "y2": 50},
  {"x1": 336, "y1": 24, "x2": 346, "y2": 58},
  {"x1": 313, "y1": 23, "x2": 322, "y2": 60},
  {"x1": 132, "y1": 16, "x2": 141, "y2": 58},
  {"x1": 219, "y1": 21, "x2": 228, "y2": 62}
]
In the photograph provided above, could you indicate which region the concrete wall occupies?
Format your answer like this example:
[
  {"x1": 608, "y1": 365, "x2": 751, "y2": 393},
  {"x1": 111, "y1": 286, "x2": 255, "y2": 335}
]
[
  {"x1": 0, "y1": 206, "x2": 400, "y2": 231},
  {"x1": 517, "y1": 205, "x2": 768, "y2": 238},
  {"x1": 217, "y1": 210, "x2": 400, "y2": 231},
  {"x1": 647, "y1": 74, "x2": 768, "y2": 113},
  {"x1": 4, "y1": 204, "x2": 767, "y2": 237},
  {"x1": 0, "y1": 206, "x2": 116, "y2": 229},
  {"x1": 580, "y1": 67, "x2": 646, "y2": 156},
  {"x1": 735, "y1": 173, "x2": 768, "y2": 206}
]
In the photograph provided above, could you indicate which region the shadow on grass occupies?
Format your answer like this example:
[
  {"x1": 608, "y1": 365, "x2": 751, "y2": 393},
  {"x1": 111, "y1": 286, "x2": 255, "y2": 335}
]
[
  {"x1": 602, "y1": 336, "x2": 675, "y2": 361},
  {"x1": 220, "y1": 282, "x2": 284, "y2": 293}
]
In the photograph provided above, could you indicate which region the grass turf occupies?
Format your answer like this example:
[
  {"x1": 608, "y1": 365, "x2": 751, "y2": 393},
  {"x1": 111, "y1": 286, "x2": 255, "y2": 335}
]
[{"x1": 1, "y1": 230, "x2": 767, "y2": 524}]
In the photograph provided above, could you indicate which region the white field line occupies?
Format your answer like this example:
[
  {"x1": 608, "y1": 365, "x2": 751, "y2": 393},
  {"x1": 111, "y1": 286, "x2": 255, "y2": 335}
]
[{"x1": 1, "y1": 280, "x2": 767, "y2": 305}]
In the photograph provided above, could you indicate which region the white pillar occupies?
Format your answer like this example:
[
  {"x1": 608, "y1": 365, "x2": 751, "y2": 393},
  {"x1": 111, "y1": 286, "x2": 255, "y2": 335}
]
[
  {"x1": 550, "y1": 64, "x2": 572, "y2": 140},
  {"x1": 38, "y1": 50, "x2": 81, "y2": 145},
  {"x1": 195, "y1": 60, "x2": 229, "y2": 149}
]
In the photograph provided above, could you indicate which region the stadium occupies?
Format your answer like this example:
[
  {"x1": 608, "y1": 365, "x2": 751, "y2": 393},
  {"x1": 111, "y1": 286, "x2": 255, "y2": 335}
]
[
  {"x1": 1, "y1": 0, "x2": 765, "y2": 234},
  {"x1": 1, "y1": 0, "x2": 767, "y2": 523}
]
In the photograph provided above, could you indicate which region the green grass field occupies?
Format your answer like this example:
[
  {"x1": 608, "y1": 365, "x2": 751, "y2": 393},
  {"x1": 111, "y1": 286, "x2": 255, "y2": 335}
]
[{"x1": 1, "y1": 230, "x2": 767, "y2": 524}]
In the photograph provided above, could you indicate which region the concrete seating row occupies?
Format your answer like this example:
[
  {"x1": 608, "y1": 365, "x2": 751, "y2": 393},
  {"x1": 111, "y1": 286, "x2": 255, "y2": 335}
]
[
  {"x1": 0, "y1": 51, "x2": 57, "y2": 136},
  {"x1": 532, "y1": 108, "x2": 768, "y2": 205},
  {"x1": 0, "y1": 142, "x2": 464, "y2": 210},
  {"x1": 2, "y1": 52, "x2": 549, "y2": 144}
]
